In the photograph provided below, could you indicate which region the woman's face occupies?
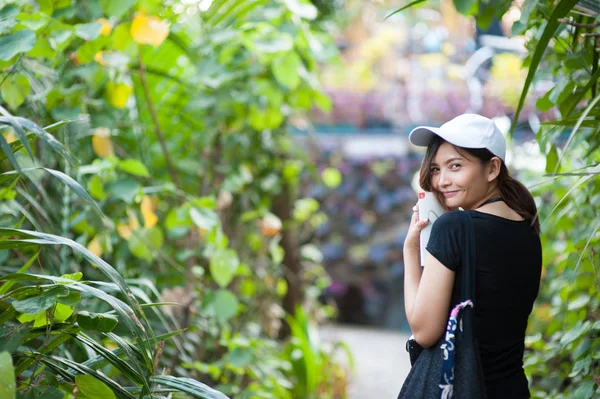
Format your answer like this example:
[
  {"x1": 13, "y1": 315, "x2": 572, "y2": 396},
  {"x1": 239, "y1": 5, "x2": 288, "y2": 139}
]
[{"x1": 430, "y1": 142, "x2": 491, "y2": 210}]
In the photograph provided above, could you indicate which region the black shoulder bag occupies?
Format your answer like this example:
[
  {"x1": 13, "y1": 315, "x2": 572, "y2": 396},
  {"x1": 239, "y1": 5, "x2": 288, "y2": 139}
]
[{"x1": 398, "y1": 210, "x2": 487, "y2": 399}]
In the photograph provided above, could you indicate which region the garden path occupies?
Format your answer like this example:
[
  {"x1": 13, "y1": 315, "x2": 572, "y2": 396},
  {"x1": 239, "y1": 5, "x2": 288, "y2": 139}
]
[{"x1": 320, "y1": 324, "x2": 411, "y2": 399}]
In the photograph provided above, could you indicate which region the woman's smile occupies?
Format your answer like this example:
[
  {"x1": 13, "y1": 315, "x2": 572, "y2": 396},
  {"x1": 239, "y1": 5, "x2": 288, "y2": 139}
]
[{"x1": 442, "y1": 190, "x2": 461, "y2": 198}]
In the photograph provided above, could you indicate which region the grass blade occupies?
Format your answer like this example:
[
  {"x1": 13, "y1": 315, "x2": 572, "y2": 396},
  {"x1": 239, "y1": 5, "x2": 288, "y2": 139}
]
[
  {"x1": 1, "y1": 168, "x2": 104, "y2": 217},
  {"x1": 0, "y1": 105, "x2": 33, "y2": 160},
  {"x1": 384, "y1": 0, "x2": 427, "y2": 20},
  {"x1": 150, "y1": 376, "x2": 230, "y2": 399}
]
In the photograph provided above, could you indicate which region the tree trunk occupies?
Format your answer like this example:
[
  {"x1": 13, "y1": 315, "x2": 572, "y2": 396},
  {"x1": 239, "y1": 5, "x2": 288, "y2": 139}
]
[{"x1": 273, "y1": 180, "x2": 302, "y2": 339}]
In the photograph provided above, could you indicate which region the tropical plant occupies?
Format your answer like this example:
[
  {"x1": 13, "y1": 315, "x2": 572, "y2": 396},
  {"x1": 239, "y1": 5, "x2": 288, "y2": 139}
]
[
  {"x1": 0, "y1": 112, "x2": 228, "y2": 398},
  {"x1": 0, "y1": 0, "x2": 349, "y2": 397}
]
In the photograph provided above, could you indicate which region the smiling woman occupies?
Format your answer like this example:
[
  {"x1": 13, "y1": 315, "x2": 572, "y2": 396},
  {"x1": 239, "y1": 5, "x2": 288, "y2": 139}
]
[{"x1": 398, "y1": 114, "x2": 543, "y2": 399}]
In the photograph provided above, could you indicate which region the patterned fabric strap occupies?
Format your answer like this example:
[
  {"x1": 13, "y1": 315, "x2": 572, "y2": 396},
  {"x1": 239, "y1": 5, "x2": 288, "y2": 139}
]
[{"x1": 438, "y1": 300, "x2": 474, "y2": 399}]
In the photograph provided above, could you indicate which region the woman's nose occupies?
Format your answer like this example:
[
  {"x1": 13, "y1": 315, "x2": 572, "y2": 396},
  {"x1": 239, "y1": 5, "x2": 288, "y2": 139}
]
[{"x1": 438, "y1": 170, "x2": 450, "y2": 187}]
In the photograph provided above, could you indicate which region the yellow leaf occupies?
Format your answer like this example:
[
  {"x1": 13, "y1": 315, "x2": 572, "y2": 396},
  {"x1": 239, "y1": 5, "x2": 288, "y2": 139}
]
[
  {"x1": 127, "y1": 209, "x2": 140, "y2": 230},
  {"x1": 97, "y1": 18, "x2": 112, "y2": 36},
  {"x1": 131, "y1": 13, "x2": 169, "y2": 47},
  {"x1": 106, "y1": 81, "x2": 132, "y2": 109},
  {"x1": 94, "y1": 51, "x2": 105, "y2": 65},
  {"x1": 92, "y1": 127, "x2": 114, "y2": 158},
  {"x1": 141, "y1": 195, "x2": 158, "y2": 228},
  {"x1": 117, "y1": 223, "x2": 132, "y2": 240},
  {"x1": 4, "y1": 130, "x2": 17, "y2": 143},
  {"x1": 87, "y1": 235, "x2": 103, "y2": 257}
]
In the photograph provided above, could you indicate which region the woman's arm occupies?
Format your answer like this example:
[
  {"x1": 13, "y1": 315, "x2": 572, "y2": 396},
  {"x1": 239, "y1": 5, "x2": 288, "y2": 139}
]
[{"x1": 403, "y1": 207, "x2": 455, "y2": 348}]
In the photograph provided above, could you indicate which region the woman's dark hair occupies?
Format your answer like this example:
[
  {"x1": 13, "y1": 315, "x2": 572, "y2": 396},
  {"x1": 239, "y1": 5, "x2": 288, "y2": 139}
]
[{"x1": 419, "y1": 135, "x2": 540, "y2": 234}]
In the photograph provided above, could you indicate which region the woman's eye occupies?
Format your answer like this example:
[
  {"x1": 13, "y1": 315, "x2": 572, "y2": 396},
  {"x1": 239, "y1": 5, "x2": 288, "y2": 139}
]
[
  {"x1": 430, "y1": 167, "x2": 440, "y2": 173},
  {"x1": 450, "y1": 163, "x2": 461, "y2": 169}
]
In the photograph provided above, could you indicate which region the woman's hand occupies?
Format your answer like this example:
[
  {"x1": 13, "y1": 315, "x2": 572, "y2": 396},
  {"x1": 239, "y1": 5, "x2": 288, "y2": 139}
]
[{"x1": 404, "y1": 203, "x2": 430, "y2": 252}]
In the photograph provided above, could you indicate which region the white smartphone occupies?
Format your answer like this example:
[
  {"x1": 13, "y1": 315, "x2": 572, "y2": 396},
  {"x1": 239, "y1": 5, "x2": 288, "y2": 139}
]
[{"x1": 418, "y1": 191, "x2": 446, "y2": 266}]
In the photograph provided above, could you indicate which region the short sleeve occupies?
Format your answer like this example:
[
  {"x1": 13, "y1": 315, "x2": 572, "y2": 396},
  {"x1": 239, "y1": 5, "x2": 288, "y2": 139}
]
[{"x1": 425, "y1": 211, "x2": 463, "y2": 271}]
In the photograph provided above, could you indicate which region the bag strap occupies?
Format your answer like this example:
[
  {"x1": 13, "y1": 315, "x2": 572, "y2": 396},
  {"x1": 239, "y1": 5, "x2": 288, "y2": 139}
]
[{"x1": 458, "y1": 210, "x2": 476, "y2": 301}]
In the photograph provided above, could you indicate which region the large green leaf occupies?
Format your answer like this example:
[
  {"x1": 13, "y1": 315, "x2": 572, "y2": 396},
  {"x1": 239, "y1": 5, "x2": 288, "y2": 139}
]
[
  {"x1": 0, "y1": 323, "x2": 30, "y2": 354},
  {"x1": 76, "y1": 375, "x2": 117, "y2": 399},
  {"x1": 0, "y1": 5, "x2": 18, "y2": 35},
  {"x1": 77, "y1": 311, "x2": 119, "y2": 332},
  {"x1": 190, "y1": 207, "x2": 219, "y2": 232},
  {"x1": 101, "y1": 0, "x2": 136, "y2": 18},
  {"x1": 283, "y1": 0, "x2": 318, "y2": 20},
  {"x1": 118, "y1": 159, "x2": 150, "y2": 177},
  {"x1": 74, "y1": 23, "x2": 102, "y2": 41},
  {"x1": 0, "y1": 73, "x2": 31, "y2": 110},
  {"x1": 0, "y1": 351, "x2": 15, "y2": 399},
  {"x1": 0, "y1": 30, "x2": 36, "y2": 61},
  {"x1": 272, "y1": 52, "x2": 302, "y2": 90},
  {"x1": 12, "y1": 285, "x2": 69, "y2": 314},
  {"x1": 209, "y1": 248, "x2": 239, "y2": 288}
]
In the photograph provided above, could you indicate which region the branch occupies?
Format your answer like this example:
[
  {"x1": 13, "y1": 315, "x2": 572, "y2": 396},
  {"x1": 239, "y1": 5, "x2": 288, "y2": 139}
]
[
  {"x1": 137, "y1": 52, "x2": 181, "y2": 189},
  {"x1": 559, "y1": 18, "x2": 600, "y2": 29}
]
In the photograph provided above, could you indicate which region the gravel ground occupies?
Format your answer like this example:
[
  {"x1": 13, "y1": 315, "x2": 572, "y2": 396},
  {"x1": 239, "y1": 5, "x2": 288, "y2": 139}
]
[{"x1": 320, "y1": 324, "x2": 411, "y2": 399}]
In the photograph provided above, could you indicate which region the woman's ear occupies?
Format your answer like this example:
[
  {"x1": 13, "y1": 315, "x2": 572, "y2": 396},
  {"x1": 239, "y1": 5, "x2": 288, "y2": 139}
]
[{"x1": 487, "y1": 157, "x2": 501, "y2": 182}]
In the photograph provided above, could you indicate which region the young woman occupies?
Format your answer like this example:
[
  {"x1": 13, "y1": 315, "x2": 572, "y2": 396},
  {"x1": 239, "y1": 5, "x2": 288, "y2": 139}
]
[{"x1": 401, "y1": 114, "x2": 542, "y2": 398}]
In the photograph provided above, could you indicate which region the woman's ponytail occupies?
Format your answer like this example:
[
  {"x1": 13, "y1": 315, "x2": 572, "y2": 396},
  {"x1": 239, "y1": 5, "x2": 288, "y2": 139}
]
[{"x1": 497, "y1": 166, "x2": 540, "y2": 234}]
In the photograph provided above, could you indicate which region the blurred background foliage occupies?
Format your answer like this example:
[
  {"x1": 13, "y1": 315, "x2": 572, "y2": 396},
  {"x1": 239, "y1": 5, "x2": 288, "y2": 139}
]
[{"x1": 0, "y1": 0, "x2": 351, "y2": 398}]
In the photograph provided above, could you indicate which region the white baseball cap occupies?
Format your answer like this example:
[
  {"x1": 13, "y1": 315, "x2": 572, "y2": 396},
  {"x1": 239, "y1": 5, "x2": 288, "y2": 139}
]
[{"x1": 408, "y1": 114, "x2": 506, "y2": 162}]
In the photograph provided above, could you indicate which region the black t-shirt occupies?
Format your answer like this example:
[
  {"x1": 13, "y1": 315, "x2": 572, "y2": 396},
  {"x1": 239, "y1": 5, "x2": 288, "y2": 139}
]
[{"x1": 426, "y1": 210, "x2": 542, "y2": 399}]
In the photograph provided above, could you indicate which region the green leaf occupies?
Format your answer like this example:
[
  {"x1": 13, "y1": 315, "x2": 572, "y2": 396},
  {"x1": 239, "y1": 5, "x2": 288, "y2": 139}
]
[
  {"x1": 128, "y1": 227, "x2": 163, "y2": 261},
  {"x1": 150, "y1": 376, "x2": 229, "y2": 399},
  {"x1": 75, "y1": 375, "x2": 116, "y2": 399},
  {"x1": 254, "y1": 36, "x2": 294, "y2": 53},
  {"x1": 208, "y1": 290, "x2": 239, "y2": 325},
  {"x1": 560, "y1": 321, "x2": 591, "y2": 346},
  {"x1": 209, "y1": 249, "x2": 239, "y2": 288},
  {"x1": 512, "y1": 0, "x2": 580, "y2": 132},
  {"x1": 102, "y1": 0, "x2": 136, "y2": 18},
  {"x1": 272, "y1": 52, "x2": 302, "y2": 90},
  {"x1": 0, "y1": 323, "x2": 30, "y2": 354},
  {"x1": 225, "y1": 347, "x2": 253, "y2": 367},
  {"x1": 12, "y1": 285, "x2": 69, "y2": 314},
  {"x1": 536, "y1": 89, "x2": 554, "y2": 112},
  {"x1": 545, "y1": 145, "x2": 559, "y2": 174},
  {"x1": 453, "y1": 0, "x2": 479, "y2": 15},
  {"x1": 87, "y1": 175, "x2": 106, "y2": 200},
  {"x1": 0, "y1": 6, "x2": 18, "y2": 35},
  {"x1": 300, "y1": 244, "x2": 323, "y2": 263},
  {"x1": 190, "y1": 207, "x2": 219, "y2": 232},
  {"x1": 105, "y1": 178, "x2": 140, "y2": 203},
  {"x1": 573, "y1": 379, "x2": 596, "y2": 399},
  {"x1": 28, "y1": 36, "x2": 54, "y2": 58},
  {"x1": 0, "y1": 352, "x2": 15, "y2": 399},
  {"x1": 321, "y1": 167, "x2": 342, "y2": 188},
  {"x1": 77, "y1": 311, "x2": 119, "y2": 332},
  {"x1": 0, "y1": 73, "x2": 31, "y2": 110},
  {"x1": 118, "y1": 159, "x2": 150, "y2": 177},
  {"x1": 74, "y1": 23, "x2": 102, "y2": 41},
  {"x1": 0, "y1": 30, "x2": 36, "y2": 61},
  {"x1": 269, "y1": 237, "x2": 284, "y2": 264},
  {"x1": 283, "y1": 0, "x2": 318, "y2": 20}
]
